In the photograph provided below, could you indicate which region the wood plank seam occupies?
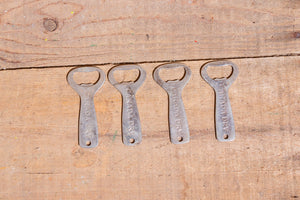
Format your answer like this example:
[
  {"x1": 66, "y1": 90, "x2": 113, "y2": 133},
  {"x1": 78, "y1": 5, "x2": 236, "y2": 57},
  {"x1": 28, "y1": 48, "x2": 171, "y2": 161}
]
[{"x1": 0, "y1": 53, "x2": 300, "y2": 71}]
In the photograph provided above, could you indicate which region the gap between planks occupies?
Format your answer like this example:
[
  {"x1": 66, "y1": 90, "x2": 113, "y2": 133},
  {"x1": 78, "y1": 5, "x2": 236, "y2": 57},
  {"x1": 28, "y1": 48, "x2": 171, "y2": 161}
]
[{"x1": 0, "y1": 52, "x2": 299, "y2": 72}]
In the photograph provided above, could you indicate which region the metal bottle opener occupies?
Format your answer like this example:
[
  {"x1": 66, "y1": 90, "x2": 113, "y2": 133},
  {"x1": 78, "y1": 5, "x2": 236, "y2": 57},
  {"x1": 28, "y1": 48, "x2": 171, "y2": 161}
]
[
  {"x1": 67, "y1": 67, "x2": 105, "y2": 148},
  {"x1": 153, "y1": 63, "x2": 191, "y2": 144},
  {"x1": 108, "y1": 65, "x2": 146, "y2": 146},
  {"x1": 200, "y1": 61, "x2": 239, "y2": 141}
]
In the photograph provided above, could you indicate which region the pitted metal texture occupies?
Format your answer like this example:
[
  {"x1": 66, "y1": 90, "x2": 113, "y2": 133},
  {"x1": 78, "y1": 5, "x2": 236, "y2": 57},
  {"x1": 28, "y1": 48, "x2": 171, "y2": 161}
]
[
  {"x1": 201, "y1": 61, "x2": 239, "y2": 142},
  {"x1": 108, "y1": 65, "x2": 146, "y2": 146},
  {"x1": 67, "y1": 67, "x2": 105, "y2": 148},
  {"x1": 153, "y1": 63, "x2": 191, "y2": 144}
]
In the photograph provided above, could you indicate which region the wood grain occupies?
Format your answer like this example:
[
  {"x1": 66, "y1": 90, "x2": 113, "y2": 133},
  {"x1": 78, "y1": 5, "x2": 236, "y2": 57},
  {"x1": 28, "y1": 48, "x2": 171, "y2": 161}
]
[
  {"x1": 0, "y1": 57, "x2": 299, "y2": 199},
  {"x1": 0, "y1": 0, "x2": 299, "y2": 69}
]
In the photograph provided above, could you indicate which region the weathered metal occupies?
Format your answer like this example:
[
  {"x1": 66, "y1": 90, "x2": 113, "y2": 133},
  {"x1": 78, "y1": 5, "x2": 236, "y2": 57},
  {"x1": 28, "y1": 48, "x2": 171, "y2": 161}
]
[
  {"x1": 153, "y1": 63, "x2": 191, "y2": 144},
  {"x1": 108, "y1": 65, "x2": 146, "y2": 146},
  {"x1": 67, "y1": 67, "x2": 105, "y2": 148},
  {"x1": 200, "y1": 61, "x2": 239, "y2": 141}
]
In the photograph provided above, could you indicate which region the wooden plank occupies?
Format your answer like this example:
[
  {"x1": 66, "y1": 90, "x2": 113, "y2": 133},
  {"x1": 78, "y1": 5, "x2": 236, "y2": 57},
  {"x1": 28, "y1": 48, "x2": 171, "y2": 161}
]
[
  {"x1": 0, "y1": 0, "x2": 299, "y2": 69},
  {"x1": 0, "y1": 56, "x2": 299, "y2": 199}
]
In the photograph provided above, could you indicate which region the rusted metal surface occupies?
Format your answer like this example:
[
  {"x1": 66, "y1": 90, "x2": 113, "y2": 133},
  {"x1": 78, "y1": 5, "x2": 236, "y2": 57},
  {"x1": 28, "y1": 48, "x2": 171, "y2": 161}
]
[
  {"x1": 200, "y1": 61, "x2": 239, "y2": 141},
  {"x1": 67, "y1": 67, "x2": 105, "y2": 148},
  {"x1": 108, "y1": 65, "x2": 146, "y2": 146},
  {"x1": 153, "y1": 63, "x2": 191, "y2": 144}
]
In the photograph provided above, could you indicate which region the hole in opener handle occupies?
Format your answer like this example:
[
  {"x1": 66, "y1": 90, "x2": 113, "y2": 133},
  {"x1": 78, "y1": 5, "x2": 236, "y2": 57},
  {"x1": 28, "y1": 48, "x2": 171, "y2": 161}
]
[
  {"x1": 200, "y1": 61, "x2": 239, "y2": 142},
  {"x1": 153, "y1": 63, "x2": 191, "y2": 144},
  {"x1": 108, "y1": 65, "x2": 146, "y2": 146},
  {"x1": 67, "y1": 67, "x2": 106, "y2": 148}
]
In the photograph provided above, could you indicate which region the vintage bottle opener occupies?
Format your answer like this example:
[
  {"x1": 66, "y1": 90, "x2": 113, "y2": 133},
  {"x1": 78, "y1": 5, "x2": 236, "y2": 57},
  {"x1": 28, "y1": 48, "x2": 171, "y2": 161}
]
[
  {"x1": 67, "y1": 67, "x2": 105, "y2": 148},
  {"x1": 200, "y1": 61, "x2": 239, "y2": 141},
  {"x1": 108, "y1": 65, "x2": 146, "y2": 146},
  {"x1": 153, "y1": 63, "x2": 191, "y2": 144}
]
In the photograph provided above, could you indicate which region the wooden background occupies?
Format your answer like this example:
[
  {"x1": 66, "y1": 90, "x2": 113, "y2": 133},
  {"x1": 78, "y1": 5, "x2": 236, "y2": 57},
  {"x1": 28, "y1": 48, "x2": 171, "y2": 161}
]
[{"x1": 0, "y1": 0, "x2": 299, "y2": 199}]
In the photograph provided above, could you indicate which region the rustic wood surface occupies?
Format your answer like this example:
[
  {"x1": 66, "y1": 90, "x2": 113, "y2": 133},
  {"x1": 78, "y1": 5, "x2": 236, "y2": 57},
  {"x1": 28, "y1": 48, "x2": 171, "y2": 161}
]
[
  {"x1": 0, "y1": 0, "x2": 299, "y2": 199},
  {"x1": 0, "y1": 57, "x2": 299, "y2": 199},
  {"x1": 0, "y1": 0, "x2": 299, "y2": 69}
]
